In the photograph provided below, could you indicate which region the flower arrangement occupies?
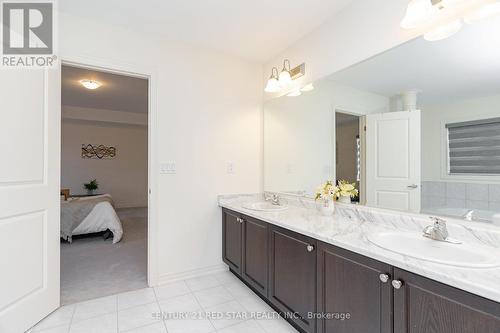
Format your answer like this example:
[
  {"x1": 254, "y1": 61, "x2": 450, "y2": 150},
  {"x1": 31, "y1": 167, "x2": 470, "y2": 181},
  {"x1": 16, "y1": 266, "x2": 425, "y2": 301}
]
[
  {"x1": 336, "y1": 180, "x2": 359, "y2": 199},
  {"x1": 315, "y1": 180, "x2": 338, "y2": 201}
]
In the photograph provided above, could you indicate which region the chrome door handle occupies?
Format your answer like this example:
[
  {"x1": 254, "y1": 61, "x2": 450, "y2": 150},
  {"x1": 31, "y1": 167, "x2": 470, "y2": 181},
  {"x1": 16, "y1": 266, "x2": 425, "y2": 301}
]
[
  {"x1": 407, "y1": 184, "x2": 418, "y2": 189},
  {"x1": 236, "y1": 217, "x2": 244, "y2": 223},
  {"x1": 392, "y1": 280, "x2": 403, "y2": 289},
  {"x1": 379, "y1": 273, "x2": 390, "y2": 283},
  {"x1": 306, "y1": 244, "x2": 315, "y2": 252}
]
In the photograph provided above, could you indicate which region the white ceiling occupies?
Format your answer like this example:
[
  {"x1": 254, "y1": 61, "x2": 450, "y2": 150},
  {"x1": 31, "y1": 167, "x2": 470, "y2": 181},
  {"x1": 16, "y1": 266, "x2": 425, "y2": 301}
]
[
  {"x1": 327, "y1": 19, "x2": 500, "y2": 106},
  {"x1": 62, "y1": 65, "x2": 148, "y2": 113},
  {"x1": 59, "y1": 0, "x2": 354, "y2": 63}
]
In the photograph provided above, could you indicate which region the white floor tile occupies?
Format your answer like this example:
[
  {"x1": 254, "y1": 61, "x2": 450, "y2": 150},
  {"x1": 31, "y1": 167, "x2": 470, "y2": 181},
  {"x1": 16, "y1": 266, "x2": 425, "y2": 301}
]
[
  {"x1": 193, "y1": 286, "x2": 234, "y2": 308},
  {"x1": 256, "y1": 317, "x2": 299, "y2": 333},
  {"x1": 154, "y1": 280, "x2": 191, "y2": 301},
  {"x1": 117, "y1": 288, "x2": 157, "y2": 310},
  {"x1": 32, "y1": 305, "x2": 75, "y2": 331},
  {"x1": 32, "y1": 326, "x2": 70, "y2": 333},
  {"x1": 164, "y1": 318, "x2": 215, "y2": 333},
  {"x1": 185, "y1": 275, "x2": 221, "y2": 292},
  {"x1": 211, "y1": 271, "x2": 239, "y2": 285},
  {"x1": 121, "y1": 322, "x2": 167, "y2": 333},
  {"x1": 237, "y1": 294, "x2": 274, "y2": 314},
  {"x1": 224, "y1": 281, "x2": 255, "y2": 299},
  {"x1": 205, "y1": 300, "x2": 248, "y2": 330},
  {"x1": 69, "y1": 313, "x2": 117, "y2": 333},
  {"x1": 158, "y1": 293, "x2": 201, "y2": 314},
  {"x1": 72, "y1": 295, "x2": 117, "y2": 323},
  {"x1": 218, "y1": 320, "x2": 266, "y2": 333},
  {"x1": 117, "y1": 302, "x2": 161, "y2": 332}
]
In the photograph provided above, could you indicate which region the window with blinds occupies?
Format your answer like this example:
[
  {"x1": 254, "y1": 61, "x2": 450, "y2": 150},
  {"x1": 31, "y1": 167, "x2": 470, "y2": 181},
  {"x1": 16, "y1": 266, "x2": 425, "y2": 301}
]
[{"x1": 446, "y1": 117, "x2": 500, "y2": 175}]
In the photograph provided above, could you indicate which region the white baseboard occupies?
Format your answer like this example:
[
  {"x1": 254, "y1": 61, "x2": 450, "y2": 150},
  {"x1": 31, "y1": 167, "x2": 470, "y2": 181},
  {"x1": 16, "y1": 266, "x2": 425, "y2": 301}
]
[{"x1": 156, "y1": 263, "x2": 228, "y2": 286}]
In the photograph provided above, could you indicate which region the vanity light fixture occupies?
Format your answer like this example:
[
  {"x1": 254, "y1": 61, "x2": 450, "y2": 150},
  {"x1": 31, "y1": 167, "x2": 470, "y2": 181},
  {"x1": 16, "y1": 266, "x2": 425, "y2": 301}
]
[
  {"x1": 286, "y1": 89, "x2": 302, "y2": 97},
  {"x1": 264, "y1": 60, "x2": 306, "y2": 93},
  {"x1": 278, "y1": 59, "x2": 292, "y2": 87},
  {"x1": 264, "y1": 67, "x2": 280, "y2": 93},
  {"x1": 300, "y1": 83, "x2": 314, "y2": 92},
  {"x1": 401, "y1": 0, "x2": 500, "y2": 41},
  {"x1": 80, "y1": 79, "x2": 102, "y2": 90},
  {"x1": 464, "y1": 0, "x2": 500, "y2": 23}
]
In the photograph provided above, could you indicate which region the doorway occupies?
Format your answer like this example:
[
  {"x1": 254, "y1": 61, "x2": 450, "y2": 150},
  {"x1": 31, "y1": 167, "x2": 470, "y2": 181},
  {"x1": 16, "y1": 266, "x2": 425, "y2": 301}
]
[
  {"x1": 60, "y1": 63, "x2": 150, "y2": 304},
  {"x1": 335, "y1": 111, "x2": 362, "y2": 203}
]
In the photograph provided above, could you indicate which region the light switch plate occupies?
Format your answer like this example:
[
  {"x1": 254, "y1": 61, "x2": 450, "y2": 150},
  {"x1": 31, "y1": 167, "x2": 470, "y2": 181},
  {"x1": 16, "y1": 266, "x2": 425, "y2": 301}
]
[{"x1": 226, "y1": 161, "x2": 235, "y2": 174}]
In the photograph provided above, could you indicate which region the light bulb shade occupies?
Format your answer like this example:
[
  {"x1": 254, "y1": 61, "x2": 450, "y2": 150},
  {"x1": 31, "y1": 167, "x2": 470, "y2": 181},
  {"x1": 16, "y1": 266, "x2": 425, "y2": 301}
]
[
  {"x1": 401, "y1": 0, "x2": 438, "y2": 29},
  {"x1": 464, "y1": 2, "x2": 500, "y2": 24},
  {"x1": 300, "y1": 83, "x2": 314, "y2": 92},
  {"x1": 279, "y1": 70, "x2": 292, "y2": 86},
  {"x1": 264, "y1": 77, "x2": 280, "y2": 93},
  {"x1": 80, "y1": 79, "x2": 102, "y2": 90},
  {"x1": 424, "y1": 19, "x2": 462, "y2": 41},
  {"x1": 287, "y1": 90, "x2": 302, "y2": 97}
]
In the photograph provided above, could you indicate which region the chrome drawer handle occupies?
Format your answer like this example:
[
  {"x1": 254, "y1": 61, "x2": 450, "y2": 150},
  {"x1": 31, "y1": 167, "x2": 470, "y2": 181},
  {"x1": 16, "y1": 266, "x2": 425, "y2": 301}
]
[
  {"x1": 306, "y1": 244, "x2": 315, "y2": 252},
  {"x1": 379, "y1": 273, "x2": 390, "y2": 283},
  {"x1": 392, "y1": 280, "x2": 403, "y2": 289},
  {"x1": 236, "y1": 217, "x2": 244, "y2": 223}
]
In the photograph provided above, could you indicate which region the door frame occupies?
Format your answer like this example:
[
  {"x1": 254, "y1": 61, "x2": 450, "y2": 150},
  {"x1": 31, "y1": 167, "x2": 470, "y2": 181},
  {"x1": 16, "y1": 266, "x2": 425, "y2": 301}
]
[{"x1": 59, "y1": 54, "x2": 159, "y2": 286}]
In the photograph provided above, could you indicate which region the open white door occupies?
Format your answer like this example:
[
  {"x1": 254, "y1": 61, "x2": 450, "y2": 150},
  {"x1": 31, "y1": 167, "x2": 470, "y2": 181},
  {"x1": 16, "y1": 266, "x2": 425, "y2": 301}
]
[
  {"x1": 365, "y1": 110, "x2": 421, "y2": 212},
  {"x1": 0, "y1": 67, "x2": 61, "y2": 332}
]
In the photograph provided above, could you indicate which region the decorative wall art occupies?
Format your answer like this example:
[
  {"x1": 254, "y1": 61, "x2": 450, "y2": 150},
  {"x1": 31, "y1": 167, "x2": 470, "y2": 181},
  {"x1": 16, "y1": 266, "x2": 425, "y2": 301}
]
[{"x1": 81, "y1": 144, "x2": 116, "y2": 159}]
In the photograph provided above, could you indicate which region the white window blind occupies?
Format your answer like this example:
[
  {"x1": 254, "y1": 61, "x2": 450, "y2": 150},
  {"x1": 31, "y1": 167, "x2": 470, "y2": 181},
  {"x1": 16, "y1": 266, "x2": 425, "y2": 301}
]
[{"x1": 446, "y1": 117, "x2": 500, "y2": 175}]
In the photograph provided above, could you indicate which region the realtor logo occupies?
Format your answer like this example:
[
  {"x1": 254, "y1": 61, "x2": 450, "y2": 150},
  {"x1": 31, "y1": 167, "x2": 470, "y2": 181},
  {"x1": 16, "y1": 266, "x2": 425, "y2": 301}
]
[{"x1": 1, "y1": 1, "x2": 57, "y2": 68}]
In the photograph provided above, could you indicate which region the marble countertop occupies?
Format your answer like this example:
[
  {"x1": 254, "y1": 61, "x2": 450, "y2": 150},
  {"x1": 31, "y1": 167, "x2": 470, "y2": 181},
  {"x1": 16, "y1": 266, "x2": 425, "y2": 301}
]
[{"x1": 218, "y1": 193, "x2": 500, "y2": 303}]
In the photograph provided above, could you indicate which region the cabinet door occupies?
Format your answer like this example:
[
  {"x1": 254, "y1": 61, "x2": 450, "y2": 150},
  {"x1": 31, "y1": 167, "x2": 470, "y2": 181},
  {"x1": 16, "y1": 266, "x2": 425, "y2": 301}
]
[
  {"x1": 269, "y1": 226, "x2": 317, "y2": 333},
  {"x1": 242, "y1": 216, "x2": 268, "y2": 296},
  {"x1": 222, "y1": 209, "x2": 242, "y2": 274},
  {"x1": 317, "y1": 242, "x2": 393, "y2": 333},
  {"x1": 393, "y1": 268, "x2": 500, "y2": 333}
]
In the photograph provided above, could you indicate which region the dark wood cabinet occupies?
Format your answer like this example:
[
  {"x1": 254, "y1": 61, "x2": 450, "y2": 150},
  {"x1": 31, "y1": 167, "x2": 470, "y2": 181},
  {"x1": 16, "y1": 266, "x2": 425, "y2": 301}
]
[
  {"x1": 269, "y1": 226, "x2": 317, "y2": 333},
  {"x1": 393, "y1": 268, "x2": 500, "y2": 333},
  {"x1": 317, "y1": 242, "x2": 393, "y2": 333},
  {"x1": 221, "y1": 209, "x2": 500, "y2": 333},
  {"x1": 222, "y1": 209, "x2": 242, "y2": 274},
  {"x1": 242, "y1": 216, "x2": 268, "y2": 296}
]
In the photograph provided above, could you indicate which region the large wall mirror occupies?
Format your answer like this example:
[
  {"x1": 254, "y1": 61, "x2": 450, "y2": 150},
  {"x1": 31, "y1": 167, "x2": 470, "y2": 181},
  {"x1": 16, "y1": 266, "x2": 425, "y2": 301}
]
[{"x1": 264, "y1": 19, "x2": 500, "y2": 224}]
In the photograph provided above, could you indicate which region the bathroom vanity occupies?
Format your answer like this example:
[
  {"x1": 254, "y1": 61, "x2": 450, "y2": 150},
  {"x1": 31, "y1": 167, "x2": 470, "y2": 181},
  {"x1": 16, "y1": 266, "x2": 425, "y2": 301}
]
[{"x1": 219, "y1": 195, "x2": 500, "y2": 333}]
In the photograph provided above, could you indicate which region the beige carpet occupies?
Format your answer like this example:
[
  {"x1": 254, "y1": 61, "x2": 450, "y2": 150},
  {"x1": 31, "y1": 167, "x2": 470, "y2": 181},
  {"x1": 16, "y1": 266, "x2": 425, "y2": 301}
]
[{"x1": 60, "y1": 207, "x2": 148, "y2": 305}]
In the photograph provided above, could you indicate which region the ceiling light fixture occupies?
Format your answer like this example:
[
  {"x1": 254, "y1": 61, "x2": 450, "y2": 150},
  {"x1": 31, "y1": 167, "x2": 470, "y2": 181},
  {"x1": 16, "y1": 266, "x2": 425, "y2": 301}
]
[
  {"x1": 80, "y1": 79, "x2": 102, "y2": 90},
  {"x1": 401, "y1": 0, "x2": 500, "y2": 41},
  {"x1": 264, "y1": 67, "x2": 280, "y2": 93}
]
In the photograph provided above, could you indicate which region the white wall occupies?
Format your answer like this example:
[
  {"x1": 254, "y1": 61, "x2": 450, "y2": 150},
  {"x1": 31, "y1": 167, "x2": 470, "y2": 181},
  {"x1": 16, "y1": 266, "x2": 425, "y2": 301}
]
[
  {"x1": 61, "y1": 120, "x2": 148, "y2": 208},
  {"x1": 422, "y1": 94, "x2": 500, "y2": 184},
  {"x1": 264, "y1": 80, "x2": 388, "y2": 196},
  {"x1": 263, "y1": 0, "x2": 422, "y2": 98},
  {"x1": 60, "y1": 12, "x2": 263, "y2": 282}
]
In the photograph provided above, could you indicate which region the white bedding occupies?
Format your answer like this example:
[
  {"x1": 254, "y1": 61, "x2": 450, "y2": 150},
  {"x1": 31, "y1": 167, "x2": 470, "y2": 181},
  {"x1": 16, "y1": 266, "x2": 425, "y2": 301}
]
[{"x1": 65, "y1": 194, "x2": 123, "y2": 243}]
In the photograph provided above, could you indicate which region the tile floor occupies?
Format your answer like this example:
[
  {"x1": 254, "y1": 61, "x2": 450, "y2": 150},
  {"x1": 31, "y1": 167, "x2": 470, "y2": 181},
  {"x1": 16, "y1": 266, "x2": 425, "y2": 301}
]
[{"x1": 29, "y1": 271, "x2": 299, "y2": 333}]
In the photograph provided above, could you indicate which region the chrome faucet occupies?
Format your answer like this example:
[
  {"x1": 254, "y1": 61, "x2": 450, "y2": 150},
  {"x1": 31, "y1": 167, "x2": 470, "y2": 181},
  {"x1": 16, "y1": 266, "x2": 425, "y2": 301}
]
[
  {"x1": 462, "y1": 210, "x2": 474, "y2": 222},
  {"x1": 423, "y1": 217, "x2": 461, "y2": 244},
  {"x1": 265, "y1": 193, "x2": 281, "y2": 206}
]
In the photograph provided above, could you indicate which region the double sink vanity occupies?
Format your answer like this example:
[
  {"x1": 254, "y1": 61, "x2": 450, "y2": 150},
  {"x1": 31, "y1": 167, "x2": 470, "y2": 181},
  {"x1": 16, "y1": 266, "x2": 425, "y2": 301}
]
[{"x1": 219, "y1": 194, "x2": 500, "y2": 333}]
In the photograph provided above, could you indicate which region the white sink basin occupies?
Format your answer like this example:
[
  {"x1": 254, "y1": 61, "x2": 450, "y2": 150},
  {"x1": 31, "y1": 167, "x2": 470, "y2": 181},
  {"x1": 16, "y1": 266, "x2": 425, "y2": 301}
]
[
  {"x1": 242, "y1": 201, "x2": 289, "y2": 212},
  {"x1": 367, "y1": 231, "x2": 500, "y2": 268}
]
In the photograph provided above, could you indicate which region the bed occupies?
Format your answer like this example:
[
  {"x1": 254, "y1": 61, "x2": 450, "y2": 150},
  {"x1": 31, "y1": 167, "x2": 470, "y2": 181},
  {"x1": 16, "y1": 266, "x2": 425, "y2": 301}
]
[{"x1": 61, "y1": 194, "x2": 123, "y2": 244}]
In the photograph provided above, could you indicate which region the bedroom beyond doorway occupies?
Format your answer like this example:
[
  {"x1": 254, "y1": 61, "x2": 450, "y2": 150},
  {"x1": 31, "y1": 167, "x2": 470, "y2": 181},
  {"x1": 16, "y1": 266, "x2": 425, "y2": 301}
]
[{"x1": 60, "y1": 64, "x2": 149, "y2": 304}]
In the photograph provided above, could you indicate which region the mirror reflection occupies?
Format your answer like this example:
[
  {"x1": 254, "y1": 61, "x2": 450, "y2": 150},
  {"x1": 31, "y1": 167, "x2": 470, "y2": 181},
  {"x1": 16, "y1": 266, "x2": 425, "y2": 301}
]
[{"x1": 264, "y1": 20, "x2": 500, "y2": 224}]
